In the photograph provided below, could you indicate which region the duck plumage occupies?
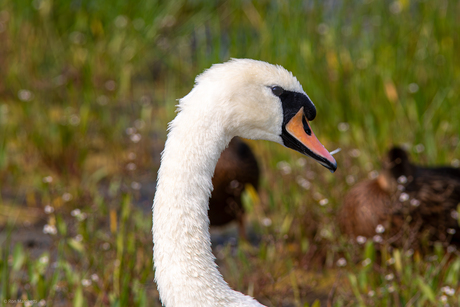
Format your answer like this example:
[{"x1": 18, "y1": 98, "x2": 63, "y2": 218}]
[{"x1": 340, "y1": 146, "x2": 460, "y2": 247}]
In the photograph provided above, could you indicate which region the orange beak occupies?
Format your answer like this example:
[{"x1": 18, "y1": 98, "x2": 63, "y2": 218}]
[{"x1": 285, "y1": 107, "x2": 337, "y2": 172}]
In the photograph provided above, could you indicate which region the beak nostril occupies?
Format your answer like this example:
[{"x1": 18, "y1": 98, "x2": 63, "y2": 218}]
[{"x1": 302, "y1": 115, "x2": 312, "y2": 136}]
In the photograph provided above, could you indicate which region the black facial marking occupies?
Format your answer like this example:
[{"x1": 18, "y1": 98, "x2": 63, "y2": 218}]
[
  {"x1": 302, "y1": 115, "x2": 311, "y2": 136},
  {"x1": 278, "y1": 90, "x2": 316, "y2": 126},
  {"x1": 278, "y1": 90, "x2": 316, "y2": 150},
  {"x1": 270, "y1": 86, "x2": 284, "y2": 96},
  {"x1": 277, "y1": 91, "x2": 336, "y2": 172}
]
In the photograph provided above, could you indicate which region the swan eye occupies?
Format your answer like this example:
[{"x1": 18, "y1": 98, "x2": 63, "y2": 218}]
[{"x1": 271, "y1": 86, "x2": 284, "y2": 97}]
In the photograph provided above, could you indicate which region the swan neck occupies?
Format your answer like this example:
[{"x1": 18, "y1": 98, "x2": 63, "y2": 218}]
[{"x1": 152, "y1": 109, "x2": 263, "y2": 306}]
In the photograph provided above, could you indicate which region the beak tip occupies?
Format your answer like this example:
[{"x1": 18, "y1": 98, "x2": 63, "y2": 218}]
[
  {"x1": 318, "y1": 156, "x2": 337, "y2": 173},
  {"x1": 326, "y1": 160, "x2": 338, "y2": 173},
  {"x1": 329, "y1": 163, "x2": 337, "y2": 173}
]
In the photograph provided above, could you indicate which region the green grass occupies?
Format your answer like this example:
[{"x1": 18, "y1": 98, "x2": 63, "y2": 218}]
[{"x1": 1, "y1": 0, "x2": 460, "y2": 306}]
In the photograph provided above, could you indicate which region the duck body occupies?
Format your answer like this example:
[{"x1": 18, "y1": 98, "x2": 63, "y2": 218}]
[
  {"x1": 209, "y1": 137, "x2": 259, "y2": 237},
  {"x1": 152, "y1": 59, "x2": 336, "y2": 307},
  {"x1": 340, "y1": 147, "x2": 460, "y2": 246},
  {"x1": 339, "y1": 176, "x2": 393, "y2": 238}
]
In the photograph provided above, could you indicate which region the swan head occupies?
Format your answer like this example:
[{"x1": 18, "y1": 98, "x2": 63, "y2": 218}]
[{"x1": 183, "y1": 58, "x2": 337, "y2": 172}]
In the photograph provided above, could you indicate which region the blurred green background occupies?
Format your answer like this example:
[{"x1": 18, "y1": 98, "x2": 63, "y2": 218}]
[{"x1": 1, "y1": 0, "x2": 459, "y2": 306}]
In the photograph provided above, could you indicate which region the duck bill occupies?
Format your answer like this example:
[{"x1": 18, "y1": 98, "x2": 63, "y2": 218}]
[{"x1": 282, "y1": 108, "x2": 337, "y2": 172}]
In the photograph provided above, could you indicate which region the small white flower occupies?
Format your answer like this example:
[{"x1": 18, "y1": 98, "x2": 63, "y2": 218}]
[
  {"x1": 373, "y1": 235, "x2": 383, "y2": 243},
  {"x1": 38, "y1": 299, "x2": 46, "y2": 306},
  {"x1": 451, "y1": 210, "x2": 459, "y2": 220},
  {"x1": 134, "y1": 119, "x2": 145, "y2": 130},
  {"x1": 74, "y1": 234, "x2": 83, "y2": 242},
  {"x1": 397, "y1": 185, "x2": 405, "y2": 191},
  {"x1": 128, "y1": 152, "x2": 137, "y2": 160},
  {"x1": 319, "y1": 198, "x2": 329, "y2": 206},
  {"x1": 388, "y1": 285, "x2": 395, "y2": 293},
  {"x1": 399, "y1": 193, "x2": 409, "y2": 202},
  {"x1": 114, "y1": 15, "x2": 128, "y2": 28},
  {"x1": 346, "y1": 175, "x2": 355, "y2": 185},
  {"x1": 81, "y1": 279, "x2": 92, "y2": 287},
  {"x1": 362, "y1": 258, "x2": 372, "y2": 267},
  {"x1": 368, "y1": 170, "x2": 379, "y2": 179},
  {"x1": 397, "y1": 175, "x2": 407, "y2": 184},
  {"x1": 130, "y1": 133, "x2": 142, "y2": 143},
  {"x1": 131, "y1": 181, "x2": 141, "y2": 190},
  {"x1": 44, "y1": 205, "x2": 54, "y2": 214},
  {"x1": 62, "y1": 193, "x2": 72, "y2": 202},
  {"x1": 387, "y1": 258, "x2": 395, "y2": 265},
  {"x1": 262, "y1": 217, "x2": 272, "y2": 227},
  {"x1": 69, "y1": 114, "x2": 80, "y2": 126},
  {"x1": 349, "y1": 149, "x2": 361, "y2": 158},
  {"x1": 440, "y1": 295, "x2": 448, "y2": 303},
  {"x1": 91, "y1": 274, "x2": 99, "y2": 282},
  {"x1": 277, "y1": 161, "x2": 291, "y2": 175},
  {"x1": 452, "y1": 159, "x2": 460, "y2": 168},
  {"x1": 414, "y1": 143, "x2": 425, "y2": 153},
  {"x1": 337, "y1": 122, "x2": 349, "y2": 132},
  {"x1": 126, "y1": 127, "x2": 136, "y2": 135},
  {"x1": 385, "y1": 273, "x2": 394, "y2": 281},
  {"x1": 356, "y1": 236, "x2": 367, "y2": 244},
  {"x1": 105, "y1": 80, "x2": 116, "y2": 91},
  {"x1": 389, "y1": 1, "x2": 402, "y2": 14},
  {"x1": 367, "y1": 290, "x2": 375, "y2": 297},
  {"x1": 71, "y1": 209, "x2": 81, "y2": 216},
  {"x1": 43, "y1": 176, "x2": 53, "y2": 183},
  {"x1": 447, "y1": 228, "x2": 456, "y2": 235},
  {"x1": 296, "y1": 176, "x2": 311, "y2": 190},
  {"x1": 408, "y1": 83, "x2": 419, "y2": 93},
  {"x1": 375, "y1": 224, "x2": 385, "y2": 234},
  {"x1": 39, "y1": 255, "x2": 49, "y2": 264},
  {"x1": 43, "y1": 224, "x2": 57, "y2": 235},
  {"x1": 296, "y1": 158, "x2": 307, "y2": 167},
  {"x1": 18, "y1": 89, "x2": 33, "y2": 101},
  {"x1": 336, "y1": 258, "x2": 347, "y2": 267},
  {"x1": 405, "y1": 249, "x2": 414, "y2": 257},
  {"x1": 126, "y1": 162, "x2": 137, "y2": 171},
  {"x1": 97, "y1": 95, "x2": 109, "y2": 105},
  {"x1": 447, "y1": 245, "x2": 457, "y2": 253},
  {"x1": 441, "y1": 286, "x2": 455, "y2": 296},
  {"x1": 410, "y1": 199, "x2": 420, "y2": 207},
  {"x1": 320, "y1": 228, "x2": 330, "y2": 238}
]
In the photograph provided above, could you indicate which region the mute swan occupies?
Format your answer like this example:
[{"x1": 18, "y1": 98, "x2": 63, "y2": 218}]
[
  {"x1": 209, "y1": 137, "x2": 259, "y2": 239},
  {"x1": 339, "y1": 146, "x2": 460, "y2": 246},
  {"x1": 153, "y1": 59, "x2": 337, "y2": 307}
]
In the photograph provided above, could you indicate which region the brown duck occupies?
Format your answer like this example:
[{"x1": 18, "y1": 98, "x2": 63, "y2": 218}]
[
  {"x1": 340, "y1": 147, "x2": 460, "y2": 247},
  {"x1": 209, "y1": 137, "x2": 260, "y2": 238}
]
